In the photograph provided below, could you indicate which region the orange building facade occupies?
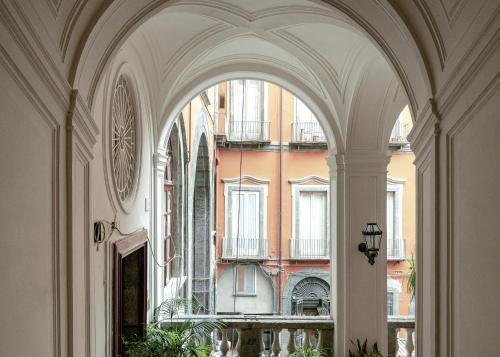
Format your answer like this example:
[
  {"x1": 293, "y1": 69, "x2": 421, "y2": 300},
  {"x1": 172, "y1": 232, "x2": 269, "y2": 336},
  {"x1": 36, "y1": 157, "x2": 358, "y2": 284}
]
[{"x1": 212, "y1": 81, "x2": 415, "y2": 318}]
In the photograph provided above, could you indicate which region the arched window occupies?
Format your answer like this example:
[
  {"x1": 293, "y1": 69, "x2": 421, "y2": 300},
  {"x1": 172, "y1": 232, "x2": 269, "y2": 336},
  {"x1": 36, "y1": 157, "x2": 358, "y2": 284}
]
[{"x1": 164, "y1": 138, "x2": 174, "y2": 286}]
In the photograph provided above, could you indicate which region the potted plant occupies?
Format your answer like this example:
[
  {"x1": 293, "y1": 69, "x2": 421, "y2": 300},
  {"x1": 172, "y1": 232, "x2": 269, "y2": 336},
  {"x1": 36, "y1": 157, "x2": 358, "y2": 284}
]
[
  {"x1": 124, "y1": 298, "x2": 224, "y2": 357},
  {"x1": 348, "y1": 339, "x2": 385, "y2": 357},
  {"x1": 290, "y1": 346, "x2": 327, "y2": 357},
  {"x1": 406, "y1": 255, "x2": 416, "y2": 299}
]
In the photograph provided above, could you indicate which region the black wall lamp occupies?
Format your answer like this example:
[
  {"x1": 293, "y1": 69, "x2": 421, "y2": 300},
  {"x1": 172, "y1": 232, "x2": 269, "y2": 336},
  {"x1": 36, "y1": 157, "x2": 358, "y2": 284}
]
[{"x1": 358, "y1": 223, "x2": 383, "y2": 265}]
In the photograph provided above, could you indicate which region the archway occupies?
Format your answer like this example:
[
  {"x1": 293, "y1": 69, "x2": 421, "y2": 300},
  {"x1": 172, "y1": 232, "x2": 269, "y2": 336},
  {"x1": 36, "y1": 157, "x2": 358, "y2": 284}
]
[
  {"x1": 70, "y1": 2, "x2": 434, "y2": 355},
  {"x1": 191, "y1": 134, "x2": 211, "y2": 313}
]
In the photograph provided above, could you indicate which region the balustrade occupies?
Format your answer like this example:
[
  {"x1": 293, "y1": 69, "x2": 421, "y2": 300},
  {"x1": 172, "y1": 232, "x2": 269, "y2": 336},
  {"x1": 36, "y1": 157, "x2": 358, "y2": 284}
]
[{"x1": 167, "y1": 315, "x2": 415, "y2": 356}]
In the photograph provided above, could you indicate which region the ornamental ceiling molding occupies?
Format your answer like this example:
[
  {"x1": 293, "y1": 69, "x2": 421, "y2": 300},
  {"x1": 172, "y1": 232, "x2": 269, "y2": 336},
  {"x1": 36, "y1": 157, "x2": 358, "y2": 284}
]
[
  {"x1": 438, "y1": 0, "x2": 468, "y2": 26},
  {"x1": 320, "y1": 0, "x2": 425, "y2": 115},
  {"x1": 0, "y1": 1, "x2": 72, "y2": 114},
  {"x1": 160, "y1": 23, "x2": 233, "y2": 82},
  {"x1": 413, "y1": 0, "x2": 447, "y2": 69},
  {"x1": 175, "y1": 53, "x2": 321, "y2": 100},
  {"x1": 271, "y1": 29, "x2": 341, "y2": 97},
  {"x1": 59, "y1": 0, "x2": 87, "y2": 61}
]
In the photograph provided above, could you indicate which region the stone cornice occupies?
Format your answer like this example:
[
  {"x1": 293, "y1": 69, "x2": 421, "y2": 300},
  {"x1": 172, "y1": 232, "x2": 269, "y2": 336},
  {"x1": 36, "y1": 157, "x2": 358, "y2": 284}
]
[{"x1": 223, "y1": 175, "x2": 270, "y2": 185}]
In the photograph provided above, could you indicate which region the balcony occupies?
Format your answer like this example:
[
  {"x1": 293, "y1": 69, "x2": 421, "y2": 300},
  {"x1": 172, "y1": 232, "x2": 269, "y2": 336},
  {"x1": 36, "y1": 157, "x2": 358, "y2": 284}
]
[
  {"x1": 167, "y1": 316, "x2": 414, "y2": 357},
  {"x1": 389, "y1": 120, "x2": 411, "y2": 147},
  {"x1": 388, "y1": 238, "x2": 406, "y2": 260},
  {"x1": 222, "y1": 237, "x2": 269, "y2": 259},
  {"x1": 290, "y1": 121, "x2": 327, "y2": 150},
  {"x1": 227, "y1": 117, "x2": 270, "y2": 142},
  {"x1": 290, "y1": 238, "x2": 329, "y2": 259}
]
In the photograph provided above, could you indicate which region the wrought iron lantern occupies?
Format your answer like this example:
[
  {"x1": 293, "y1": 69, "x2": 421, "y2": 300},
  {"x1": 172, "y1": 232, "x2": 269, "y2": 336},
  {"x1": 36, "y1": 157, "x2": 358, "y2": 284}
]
[{"x1": 358, "y1": 223, "x2": 383, "y2": 265}]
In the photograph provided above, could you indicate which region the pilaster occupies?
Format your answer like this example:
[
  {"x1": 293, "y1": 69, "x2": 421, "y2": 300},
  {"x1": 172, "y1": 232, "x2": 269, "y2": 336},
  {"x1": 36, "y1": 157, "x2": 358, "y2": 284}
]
[
  {"x1": 66, "y1": 89, "x2": 99, "y2": 357},
  {"x1": 327, "y1": 151, "x2": 390, "y2": 355}
]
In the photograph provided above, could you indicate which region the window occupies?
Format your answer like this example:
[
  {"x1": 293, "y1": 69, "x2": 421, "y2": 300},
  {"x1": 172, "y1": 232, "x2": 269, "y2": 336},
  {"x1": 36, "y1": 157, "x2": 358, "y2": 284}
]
[
  {"x1": 387, "y1": 278, "x2": 401, "y2": 316},
  {"x1": 293, "y1": 98, "x2": 325, "y2": 142},
  {"x1": 387, "y1": 191, "x2": 395, "y2": 243},
  {"x1": 299, "y1": 191, "x2": 327, "y2": 240},
  {"x1": 387, "y1": 179, "x2": 405, "y2": 259},
  {"x1": 387, "y1": 291, "x2": 397, "y2": 316},
  {"x1": 235, "y1": 265, "x2": 256, "y2": 295},
  {"x1": 164, "y1": 139, "x2": 174, "y2": 286},
  {"x1": 230, "y1": 190, "x2": 260, "y2": 256},
  {"x1": 295, "y1": 98, "x2": 315, "y2": 123},
  {"x1": 228, "y1": 80, "x2": 268, "y2": 140},
  {"x1": 290, "y1": 181, "x2": 329, "y2": 258},
  {"x1": 224, "y1": 177, "x2": 269, "y2": 258}
]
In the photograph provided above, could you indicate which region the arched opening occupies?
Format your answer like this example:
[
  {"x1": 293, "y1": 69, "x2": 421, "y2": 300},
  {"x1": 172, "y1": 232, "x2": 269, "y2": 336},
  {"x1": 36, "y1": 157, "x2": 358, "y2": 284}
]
[
  {"x1": 192, "y1": 134, "x2": 212, "y2": 313},
  {"x1": 71, "y1": 2, "x2": 433, "y2": 356}
]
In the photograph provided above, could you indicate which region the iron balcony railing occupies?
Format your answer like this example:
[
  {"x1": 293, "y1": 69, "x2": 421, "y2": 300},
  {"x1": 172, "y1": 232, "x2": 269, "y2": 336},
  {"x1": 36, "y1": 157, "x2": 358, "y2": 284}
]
[
  {"x1": 290, "y1": 238, "x2": 329, "y2": 259},
  {"x1": 166, "y1": 316, "x2": 415, "y2": 357},
  {"x1": 388, "y1": 238, "x2": 406, "y2": 260},
  {"x1": 292, "y1": 121, "x2": 326, "y2": 143},
  {"x1": 389, "y1": 120, "x2": 411, "y2": 144},
  {"x1": 222, "y1": 237, "x2": 269, "y2": 259},
  {"x1": 226, "y1": 117, "x2": 270, "y2": 142}
]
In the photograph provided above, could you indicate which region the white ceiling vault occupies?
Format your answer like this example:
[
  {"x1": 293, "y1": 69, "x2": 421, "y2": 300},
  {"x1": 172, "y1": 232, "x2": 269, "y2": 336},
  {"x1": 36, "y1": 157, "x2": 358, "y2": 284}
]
[{"x1": 72, "y1": 0, "x2": 436, "y2": 153}]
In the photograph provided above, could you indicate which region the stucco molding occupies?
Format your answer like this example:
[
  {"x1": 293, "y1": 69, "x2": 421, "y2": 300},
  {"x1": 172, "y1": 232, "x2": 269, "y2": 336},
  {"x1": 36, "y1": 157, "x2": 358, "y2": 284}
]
[
  {"x1": 223, "y1": 175, "x2": 271, "y2": 185},
  {"x1": 288, "y1": 175, "x2": 329, "y2": 185},
  {"x1": 0, "y1": 1, "x2": 72, "y2": 113},
  {"x1": 282, "y1": 269, "x2": 331, "y2": 316},
  {"x1": 444, "y1": 68, "x2": 500, "y2": 357}
]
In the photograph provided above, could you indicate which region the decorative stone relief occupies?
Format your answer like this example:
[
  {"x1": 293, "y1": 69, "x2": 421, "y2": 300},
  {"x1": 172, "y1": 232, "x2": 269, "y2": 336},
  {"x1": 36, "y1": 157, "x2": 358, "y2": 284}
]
[{"x1": 111, "y1": 76, "x2": 137, "y2": 202}]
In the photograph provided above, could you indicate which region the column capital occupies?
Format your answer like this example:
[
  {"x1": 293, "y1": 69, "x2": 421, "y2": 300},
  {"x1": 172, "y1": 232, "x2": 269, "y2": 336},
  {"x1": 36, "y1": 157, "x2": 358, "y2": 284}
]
[
  {"x1": 327, "y1": 151, "x2": 390, "y2": 176},
  {"x1": 153, "y1": 152, "x2": 167, "y2": 172}
]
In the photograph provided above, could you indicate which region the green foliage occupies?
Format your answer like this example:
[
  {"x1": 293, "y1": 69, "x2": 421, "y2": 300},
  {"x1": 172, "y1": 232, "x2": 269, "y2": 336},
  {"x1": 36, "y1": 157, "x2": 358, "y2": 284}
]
[
  {"x1": 348, "y1": 339, "x2": 385, "y2": 357},
  {"x1": 407, "y1": 255, "x2": 416, "y2": 299},
  {"x1": 290, "y1": 346, "x2": 327, "y2": 357},
  {"x1": 123, "y1": 299, "x2": 224, "y2": 357}
]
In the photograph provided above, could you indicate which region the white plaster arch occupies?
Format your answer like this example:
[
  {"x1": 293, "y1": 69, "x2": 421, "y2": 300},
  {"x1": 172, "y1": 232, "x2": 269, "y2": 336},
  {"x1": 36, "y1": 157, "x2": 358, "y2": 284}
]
[
  {"x1": 157, "y1": 62, "x2": 342, "y2": 154},
  {"x1": 70, "y1": 0, "x2": 432, "y2": 123}
]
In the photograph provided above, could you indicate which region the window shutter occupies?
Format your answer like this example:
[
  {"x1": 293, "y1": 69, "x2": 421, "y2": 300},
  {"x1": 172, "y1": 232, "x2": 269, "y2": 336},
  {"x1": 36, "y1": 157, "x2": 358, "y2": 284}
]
[{"x1": 387, "y1": 191, "x2": 395, "y2": 243}]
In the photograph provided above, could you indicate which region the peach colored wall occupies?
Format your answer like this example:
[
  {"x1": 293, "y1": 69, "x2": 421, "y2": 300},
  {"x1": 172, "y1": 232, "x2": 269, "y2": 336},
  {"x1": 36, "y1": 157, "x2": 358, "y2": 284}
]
[
  {"x1": 214, "y1": 81, "x2": 415, "y2": 316},
  {"x1": 215, "y1": 150, "x2": 329, "y2": 260},
  {"x1": 387, "y1": 151, "x2": 416, "y2": 316}
]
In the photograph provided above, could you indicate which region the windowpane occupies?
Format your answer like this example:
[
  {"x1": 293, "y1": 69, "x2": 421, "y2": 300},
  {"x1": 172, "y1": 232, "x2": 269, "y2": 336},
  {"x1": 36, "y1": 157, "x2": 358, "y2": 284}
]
[
  {"x1": 236, "y1": 265, "x2": 256, "y2": 295},
  {"x1": 295, "y1": 99, "x2": 314, "y2": 123},
  {"x1": 387, "y1": 292, "x2": 394, "y2": 315},
  {"x1": 299, "y1": 191, "x2": 326, "y2": 240},
  {"x1": 387, "y1": 191, "x2": 395, "y2": 242}
]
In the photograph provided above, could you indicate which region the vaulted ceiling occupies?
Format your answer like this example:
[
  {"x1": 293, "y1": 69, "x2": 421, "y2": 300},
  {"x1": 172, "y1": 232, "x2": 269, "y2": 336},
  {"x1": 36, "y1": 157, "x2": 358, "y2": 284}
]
[{"x1": 103, "y1": 0, "x2": 412, "y2": 153}]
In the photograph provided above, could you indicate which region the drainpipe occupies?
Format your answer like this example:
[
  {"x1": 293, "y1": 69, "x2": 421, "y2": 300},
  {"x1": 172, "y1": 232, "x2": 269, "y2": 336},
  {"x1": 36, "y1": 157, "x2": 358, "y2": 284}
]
[{"x1": 278, "y1": 87, "x2": 284, "y2": 314}]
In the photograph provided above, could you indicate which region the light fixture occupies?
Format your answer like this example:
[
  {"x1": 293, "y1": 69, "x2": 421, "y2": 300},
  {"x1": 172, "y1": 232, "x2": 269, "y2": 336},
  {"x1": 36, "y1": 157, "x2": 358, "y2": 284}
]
[{"x1": 358, "y1": 223, "x2": 383, "y2": 265}]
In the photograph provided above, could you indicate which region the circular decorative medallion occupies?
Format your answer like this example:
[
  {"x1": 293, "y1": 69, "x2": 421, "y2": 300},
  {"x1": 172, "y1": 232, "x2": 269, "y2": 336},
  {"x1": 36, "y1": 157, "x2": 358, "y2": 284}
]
[{"x1": 111, "y1": 76, "x2": 137, "y2": 201}]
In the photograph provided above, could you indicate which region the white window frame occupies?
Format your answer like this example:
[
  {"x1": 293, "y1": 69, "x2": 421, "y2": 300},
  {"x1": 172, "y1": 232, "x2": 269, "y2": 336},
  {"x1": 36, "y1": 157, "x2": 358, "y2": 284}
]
[
  {"x1": 294, "y1": 97, "x2": 316, "y2": 123},
  {"x1": 387, "y1": 177, "x2": 405, "y2": 258},
  {"x1": 290, "y1": 176, "x2": 330, "y2": 258},
  {"x1": 223, "y1": 176, "x2": 269, "y2": 247},
  {"x1": 234, "y1": 264, "x2": 257, "y2": 296},
  {"x1": 228, "y1": 80, "x2": 268, "y2": 124},
  {"x1": 387, "y1": 277, "x2": 402, "y2": 316}
]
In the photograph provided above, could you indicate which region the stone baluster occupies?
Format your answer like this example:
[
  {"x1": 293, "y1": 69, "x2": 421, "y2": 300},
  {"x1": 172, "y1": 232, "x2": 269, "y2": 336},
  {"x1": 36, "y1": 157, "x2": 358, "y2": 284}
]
[
  {"x1": 287, "y1": 329, "x2": 297, "y2": 354},
  {"x1": 260, "y1": 329, "x2": 266, "y2": 355},
  {"x1": 406, "y1": 328, "x2": 414, "y2": 356},
  {"x1": 272, "y1": 328, "x2": 281, "y2": 356},
  {"x1": 388, "y1": 325, "x2": 399, "y2": 356},
  {"x1": 221, "y1": 329, "x2": 229, "y2": 356},
  {"x1": 303, "y1": 329, "x2": 311, "y2": 348},
  {"x1": 316, "y1": 329, "x2": 323, "y2": 350},
  {"x1": 235, "y1": 328, "x2": 241, "y2": 355}
]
